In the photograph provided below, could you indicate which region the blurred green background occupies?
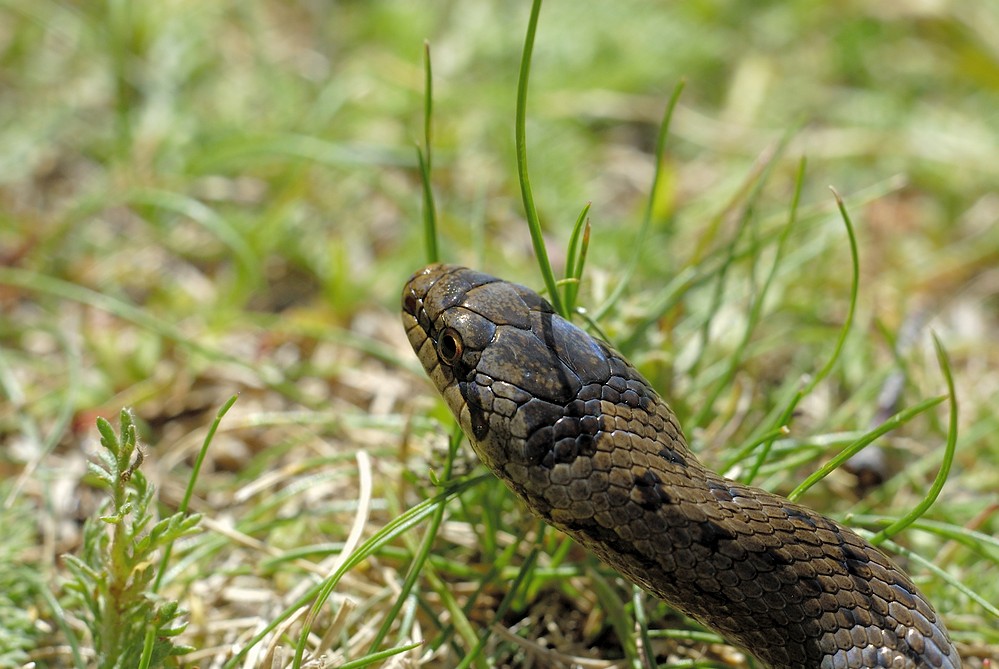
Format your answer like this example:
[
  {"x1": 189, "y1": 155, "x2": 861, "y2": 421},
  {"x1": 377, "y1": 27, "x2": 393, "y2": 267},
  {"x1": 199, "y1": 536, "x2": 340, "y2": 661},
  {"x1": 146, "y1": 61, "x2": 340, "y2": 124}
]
[
  {"x1": 1, "y1": 1, "x2": 996, "y2": 666},
  {"x1": 4, "y1": 1, "x2": 997, "y2": 308}
]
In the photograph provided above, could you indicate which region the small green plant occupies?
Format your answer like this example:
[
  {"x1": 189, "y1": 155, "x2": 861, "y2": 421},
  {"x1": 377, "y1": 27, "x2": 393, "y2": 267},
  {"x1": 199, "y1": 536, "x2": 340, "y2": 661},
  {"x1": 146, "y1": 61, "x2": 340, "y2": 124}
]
[{"x1": 62, "y1": 409, "x2": 200, "y2": 669}]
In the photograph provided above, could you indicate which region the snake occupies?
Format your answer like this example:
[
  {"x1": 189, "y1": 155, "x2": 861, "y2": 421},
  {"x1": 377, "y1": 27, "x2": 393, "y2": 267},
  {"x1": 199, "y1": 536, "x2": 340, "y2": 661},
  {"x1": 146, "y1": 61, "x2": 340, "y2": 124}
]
[{"x1": 401, "y1": 263, "x2": 962, "y2": 669}]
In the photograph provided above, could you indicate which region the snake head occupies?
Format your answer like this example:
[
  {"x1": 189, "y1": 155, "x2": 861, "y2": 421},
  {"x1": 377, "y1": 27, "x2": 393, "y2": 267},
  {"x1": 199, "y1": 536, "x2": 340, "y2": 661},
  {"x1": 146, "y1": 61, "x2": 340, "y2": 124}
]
[
  {"x1": 402, "y1": 265, "x2": 964, "y2": 669},
  {"x1": 402, "y1": 264, "x2": 612, "y2": 472}
]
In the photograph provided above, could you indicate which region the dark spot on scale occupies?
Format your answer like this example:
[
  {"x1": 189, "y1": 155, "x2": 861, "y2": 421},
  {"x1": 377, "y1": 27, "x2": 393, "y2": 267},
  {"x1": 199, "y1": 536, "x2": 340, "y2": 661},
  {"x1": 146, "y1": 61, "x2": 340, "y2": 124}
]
[
  {"x1": 707, "y1": 479, "x2": 734, "y2": 503},
  {"x1": 697, "y1": 520, "x2": 736, "y2": 552},
  {"x1": 576, "y1": 433, "x2": 596, "y2": 457},
  {"x1": 566, "y1": 520, "x2": 661, "y2": 573},
  {"x1": 634, "y1": 470, "x2": 671, "y2": 510},
  {"x1": 841, "y1": 542, "x2": 868, "y2": 564},
  {"x1": 658, "y1": 448, "x2": 687, "y2": 467},
  {"x1": 553, "y1": 438, "x2": 578, "y2": 463},
  {"x1": 635, "y1": 470, "x2": 661, "y2": 487},
  {"x1": 525, "y1": 427, "x2": 552, "y2": 465},
  {"x1": 783, "y1": 506, "x2": 819, "y2": 529}
]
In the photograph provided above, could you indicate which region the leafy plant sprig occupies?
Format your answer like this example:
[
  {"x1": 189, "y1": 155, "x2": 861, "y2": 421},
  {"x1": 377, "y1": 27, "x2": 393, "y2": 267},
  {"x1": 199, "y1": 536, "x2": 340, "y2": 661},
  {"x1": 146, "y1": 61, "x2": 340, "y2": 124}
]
[{"x1": 62, "y1": 409, "x2": 200, "y2": 669}]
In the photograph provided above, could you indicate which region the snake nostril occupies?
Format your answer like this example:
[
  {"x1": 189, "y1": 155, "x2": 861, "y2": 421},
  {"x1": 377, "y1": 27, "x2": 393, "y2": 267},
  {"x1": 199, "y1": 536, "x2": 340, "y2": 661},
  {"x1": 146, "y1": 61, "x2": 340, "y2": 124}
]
[{"x1": 403, "y1": 292, "x2": 419, "y2": 315}]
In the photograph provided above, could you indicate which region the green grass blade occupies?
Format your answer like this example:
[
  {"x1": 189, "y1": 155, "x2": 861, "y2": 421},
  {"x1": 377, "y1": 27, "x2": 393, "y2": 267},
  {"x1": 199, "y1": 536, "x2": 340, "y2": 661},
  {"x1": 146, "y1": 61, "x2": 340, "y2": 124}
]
[
  {"x1": 870, "y1": 334, "x2": 959, "y2": 545},
  {"x1": 562, "y1": 202, "x2": 591, "y2": 314},
  {"x1": 221, "y1": 473, "x2": 485, "y2": 669},
  {"x1": 188, "y1": 134, "x2": 415, "y2": 172},
  {"x1": 851, "y1": 516, "x2": 999, "y2": 564},
  {"x1": 419, "y1": 40, "x2": 439, "y2": 264},
  {"x1": 633, "y1": 586, "x2": 656, "y2": 669},
  {"x1": 803, "y1": 187, "x2": 860, "y2": 397},
  {"x1": 786, "y1": 395, "x2": 946, "y2": 502},
  {"x1": 742, "y1": 187, "x2": 860, "y2": 476},
  {"x1": 417, "y1": 148, "x2": 439, "y2": 264},
  {"x1": 424, "y1": 562, "x2": 487, "y2": 669},
  {"x1": 366, "y1": 427, "x2": 462, "y2": 653},
  {"x1": 594, "y1": 79, "x2": 685, "y2": 321},
  {"x1": 153, "y1": 394, "x2": 238, "y2": 593},
  {"x1": 688, "y1": 129, "x2": 798, "y2": 398},
  {"x1": 515, "y1": 0, "x2": 564, "y2": 317},
  {"x1": 1, "y1": 324, "x2": 79, "y2": 507},
  {"x1": 34, "y1": 572, "x2": 87, "y2": 669},
  {"x1": 0, "y1": 267, "x2": 300, "y2": 394},
  {"x1": 454, "y1": 536, "x2": 542, "y2": 669},
  {"x1": 587, "y1": 568, "x2": 638, "y2": 663},
  {"x1": 876, "y1": 537, "x2": 999, "y2": 621},
  {"x1": 737, "y1": 158, "x2": 805, "y2": 482},
  {"x1": 124, "y1": 188, "x2": 260, "y2": 287},
  {"x1": 288, "y1": 473, "x2": 486, "y2": 668},
  {"x1": 337, "y1": 642, "x2": 424, "y2": 669}
]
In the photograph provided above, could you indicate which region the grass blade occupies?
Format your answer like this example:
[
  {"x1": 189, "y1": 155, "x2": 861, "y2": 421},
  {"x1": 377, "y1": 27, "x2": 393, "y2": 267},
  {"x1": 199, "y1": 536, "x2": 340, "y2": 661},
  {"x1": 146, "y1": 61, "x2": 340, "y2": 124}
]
[
  {"x1": 786, "y1": 395, "x2": 946, "y2": 502},
  {"x1": 594, "y1": 79, "x2": 685, "y2": 321},
  {"x1": 515, "y1": 0, "x2": 564, "y2": 317},
  {"x1": 870, "y1": 334, "x2": 959, "y2": 545},
  {"x1": 153, "y1": 394, "x2": 238, "y2": 593},
  {"x1": 419, "y1": 40, "x2": 439, "y2": 264},
  {"x1": 563, "y1": 202, "x2": 591, "y2": 314}
]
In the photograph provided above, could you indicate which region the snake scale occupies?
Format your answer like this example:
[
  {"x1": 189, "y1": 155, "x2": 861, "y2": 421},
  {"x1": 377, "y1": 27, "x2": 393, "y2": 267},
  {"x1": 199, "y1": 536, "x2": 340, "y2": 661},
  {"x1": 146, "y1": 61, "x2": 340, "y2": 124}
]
[{"x1": 402, "y1": 263, "x2": 961, "y2": 669}]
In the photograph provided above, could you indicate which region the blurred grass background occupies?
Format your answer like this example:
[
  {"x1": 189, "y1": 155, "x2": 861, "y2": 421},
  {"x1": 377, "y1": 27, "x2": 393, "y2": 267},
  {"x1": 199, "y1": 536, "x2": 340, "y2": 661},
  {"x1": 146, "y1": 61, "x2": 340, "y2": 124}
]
[{"x1": 1, "y1": 1, "x2": 997, "y2": 667}]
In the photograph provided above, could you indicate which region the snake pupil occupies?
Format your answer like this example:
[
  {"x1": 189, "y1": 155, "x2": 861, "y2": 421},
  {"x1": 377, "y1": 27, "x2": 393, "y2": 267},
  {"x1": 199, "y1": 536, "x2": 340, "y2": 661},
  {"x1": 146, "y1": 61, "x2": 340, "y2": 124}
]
[{"x1": 437, "y1": 328, "x2": 463, "y2": 365}]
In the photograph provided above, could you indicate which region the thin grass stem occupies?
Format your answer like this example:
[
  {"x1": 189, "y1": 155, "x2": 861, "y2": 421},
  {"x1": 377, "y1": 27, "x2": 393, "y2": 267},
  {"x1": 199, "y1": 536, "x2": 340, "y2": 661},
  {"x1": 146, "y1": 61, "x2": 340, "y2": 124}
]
[
  {"x1": 515, "y1": 0, "x2": 564, "y2": 317},
  {"x1": 223, "y1": 474, "x2": 485, "y2": 669},
  {"x1": 454, "y1": 532, "x2": 542, "y2": 669},
  {"x1": 153, "y1": 395, "x2": 238, "y2": 593},
  {"x1": 367, "y1": 427, "x2": 463, "y2": 653},
  {"x1": 738, "y1": 158, "x2": 806, "y2": 482},
  {"x1": 594, "y1": 79, "x2": 685, "y2": 321},
  {"x1": 419, "y1": 40, "x2": 439, "y2": 263},
  {"x1": 786, "y1": 395, "x2": 945, "y2": 502},
  {"x1": 740, "y1": 188, "x2": 860, "y2": 475},
  {"x1": 563, "y1": 202, "x2": 591, "y2": 314},
  {"x1": 870, "y1": 334, "x2": 959, "y2": 545}
]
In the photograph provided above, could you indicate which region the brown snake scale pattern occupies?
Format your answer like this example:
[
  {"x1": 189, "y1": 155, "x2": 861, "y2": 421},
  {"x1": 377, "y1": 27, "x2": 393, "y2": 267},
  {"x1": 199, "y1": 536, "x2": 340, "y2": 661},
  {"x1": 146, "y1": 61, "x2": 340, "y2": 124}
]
[{"x1": 402, "y1": 264, "x2": 961, "y2": 669}]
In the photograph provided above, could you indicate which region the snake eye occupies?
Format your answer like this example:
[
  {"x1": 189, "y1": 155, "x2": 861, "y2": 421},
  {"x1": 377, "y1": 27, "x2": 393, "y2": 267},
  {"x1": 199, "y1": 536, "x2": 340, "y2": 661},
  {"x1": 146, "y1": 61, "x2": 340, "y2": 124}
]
[{"x1": 436, "y1": 328, "x2": 464, "y2": 366}]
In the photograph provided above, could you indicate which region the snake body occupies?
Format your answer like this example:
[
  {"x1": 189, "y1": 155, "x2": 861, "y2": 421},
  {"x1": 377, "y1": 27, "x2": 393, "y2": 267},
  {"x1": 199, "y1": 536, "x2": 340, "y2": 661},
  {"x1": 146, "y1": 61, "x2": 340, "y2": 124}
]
[{"x1": 402, "y1": 263, "x2": 961, "y2": 669}]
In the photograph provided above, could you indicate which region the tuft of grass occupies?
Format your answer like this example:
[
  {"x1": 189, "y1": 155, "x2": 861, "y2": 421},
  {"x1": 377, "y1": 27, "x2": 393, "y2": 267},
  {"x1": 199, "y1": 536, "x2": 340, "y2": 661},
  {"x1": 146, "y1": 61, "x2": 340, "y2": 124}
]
[{"x1": 0, "y1": 494, "x2": 41, "y2": 667}]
